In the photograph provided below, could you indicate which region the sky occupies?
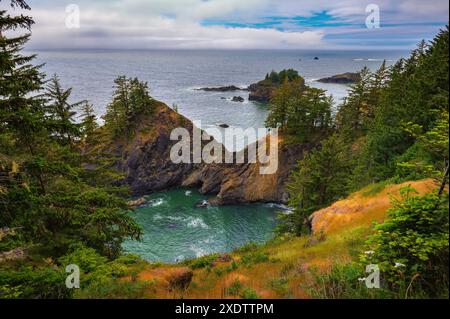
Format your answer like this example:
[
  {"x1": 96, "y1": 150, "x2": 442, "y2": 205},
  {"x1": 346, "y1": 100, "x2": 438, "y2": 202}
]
[{"x1": 3, "y1": 0, "x2": 449, "y2": 50}]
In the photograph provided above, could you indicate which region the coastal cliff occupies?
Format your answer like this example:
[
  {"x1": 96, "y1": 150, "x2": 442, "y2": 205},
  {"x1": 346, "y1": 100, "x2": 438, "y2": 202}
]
[{"x1": 90, "y1": 101, "x2": 308, "y2": 204}]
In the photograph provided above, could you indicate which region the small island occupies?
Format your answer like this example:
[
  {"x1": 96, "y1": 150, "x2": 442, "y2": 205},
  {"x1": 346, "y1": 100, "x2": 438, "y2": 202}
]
[{"x1": 317, "y1": 72, "x2": 361, "y2": 84}]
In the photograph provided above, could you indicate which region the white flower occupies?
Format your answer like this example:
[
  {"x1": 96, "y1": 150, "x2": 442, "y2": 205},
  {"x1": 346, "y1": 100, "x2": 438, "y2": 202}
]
[
  {"x1": 358, "y1": 277, "x2": 366, "y2": 282},
  {"x1": 394, "y1": 262, "x2": 405, "y2": 268},
  {"x1": 364, "y1": 250, "x2": 375, "y2": 255}
]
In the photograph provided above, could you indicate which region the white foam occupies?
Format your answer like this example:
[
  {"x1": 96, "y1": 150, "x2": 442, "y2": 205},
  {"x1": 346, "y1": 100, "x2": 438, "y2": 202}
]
[
  {"x1": 185, "y1": 190, "x2": 192, "y2": 196},
  {"x1": 149, "y1": 198, "x2": 166, "y2": 207},
  {"x1": 187, "y1": 217, "x2": 209, "y2": 229}
]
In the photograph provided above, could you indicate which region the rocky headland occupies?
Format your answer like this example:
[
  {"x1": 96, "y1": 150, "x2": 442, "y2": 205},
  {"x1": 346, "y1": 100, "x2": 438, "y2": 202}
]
[{"x1": 89, "y1": 100, "x2": 311, "y2": 205}]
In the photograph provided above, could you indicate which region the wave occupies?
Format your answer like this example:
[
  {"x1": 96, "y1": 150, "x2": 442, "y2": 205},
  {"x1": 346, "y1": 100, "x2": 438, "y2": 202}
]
[
  {"x1": 266, "y1": 203, "x2": 294, "y2": 214},
  {"x1": 187, "y1": 217, "x2": 209, "y2": 229},
  {"x1": 189, "y1": 244, "x2": 210, "y2": 258},
  {"x1": 148, "y1": 198, "x2": 166, "y2": 207},
  {"x1": 353, "y1": 58, "x2": 394, "y2": 62}
]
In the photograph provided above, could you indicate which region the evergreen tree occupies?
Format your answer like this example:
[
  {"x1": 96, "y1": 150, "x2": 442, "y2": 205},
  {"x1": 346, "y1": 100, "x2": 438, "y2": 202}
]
[
  {"x1": 103, "y1": 76, "x2": 154, "y2": 140},
  {"x1": 44, "y1": 74, "x2": 83, "y2": 146},
  {"x1": 282, "y1": 134, "x2": 353, "y2": 234},
  {"x1": 266, "y1": 78, "x2": 332, "y2": 141},
  {"x1": 79, "y1": 101, "x2": 98, "y2": 143}
]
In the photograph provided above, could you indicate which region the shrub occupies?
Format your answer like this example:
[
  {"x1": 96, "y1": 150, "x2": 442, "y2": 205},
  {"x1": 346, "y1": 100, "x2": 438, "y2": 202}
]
[
  {"x1": 226, "y1": 280, "x2": 243, "y2": 297},
  {"x1": 361, "y1": 188, "x2": 449, "y2": 298},
  {"x1": 187, "y1": 254, "x2": 218, "y2": 270},
  {"x1": 240, "y1": 287, "x2": 259, "y2": 299},
  {"x1": 241, "y1": 251, "x2": 270, "y2": 266},
  {"x1": 0, "y1": 267, "x2": 72, "y2": 299}
]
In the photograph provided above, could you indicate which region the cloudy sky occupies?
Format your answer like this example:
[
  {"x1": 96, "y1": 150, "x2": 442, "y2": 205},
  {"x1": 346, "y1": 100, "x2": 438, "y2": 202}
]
[{"x1": 4, "y1": 0, "x2": 449, "y2": 50}]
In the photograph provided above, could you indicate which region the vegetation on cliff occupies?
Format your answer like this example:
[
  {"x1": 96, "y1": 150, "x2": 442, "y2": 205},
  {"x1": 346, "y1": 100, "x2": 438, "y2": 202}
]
[{"x1": 271, "y1": 27, "x2": 449, "y2": 298}]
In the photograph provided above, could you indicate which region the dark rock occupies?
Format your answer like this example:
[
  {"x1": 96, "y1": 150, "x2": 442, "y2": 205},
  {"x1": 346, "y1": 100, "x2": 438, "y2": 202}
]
[
  {"x1": 127, "y1": 197, "x2": 147, "y2": 207},
  {"x1": 317, "y1": 72, "x2": 361, "y2": 84},
  {"x1": 218, "y1": 123, "x2": 229, "y2": 128},
  {"x1": 313, "y1": 57, "x2": 319, "y2": 60},
  {"x1": 196, "y1": 200, "x2": 209, "y2": 208},
  {"x1": 196, "y1": 85, "x2": 248, "y2": 92},
  {"x1": 231, "y1": 96, "x2": 244, "y2": 102}
]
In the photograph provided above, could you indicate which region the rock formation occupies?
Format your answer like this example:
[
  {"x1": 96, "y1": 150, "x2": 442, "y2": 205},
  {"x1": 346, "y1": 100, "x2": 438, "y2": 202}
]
[
  {"x1": 317, "y1": 72, "x2": 361, "y2": 84},
  {"x1": 196, "y1": 85, "x2": 248, "y2": 92},
  {"x1": 89, "y1": 101, "x2": 310, "y2": 205}
]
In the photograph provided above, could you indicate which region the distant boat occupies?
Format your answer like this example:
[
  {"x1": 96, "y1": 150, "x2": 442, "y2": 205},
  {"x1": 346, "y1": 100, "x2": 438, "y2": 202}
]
[{"x1": 313, "y1": 57, "x2": 319, "y2": 60}]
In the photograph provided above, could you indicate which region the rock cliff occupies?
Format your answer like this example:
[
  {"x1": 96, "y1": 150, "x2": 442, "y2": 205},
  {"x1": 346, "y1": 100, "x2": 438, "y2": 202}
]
[{"x1": 91, "y1": 101, "x2": 310, "y2": 205}]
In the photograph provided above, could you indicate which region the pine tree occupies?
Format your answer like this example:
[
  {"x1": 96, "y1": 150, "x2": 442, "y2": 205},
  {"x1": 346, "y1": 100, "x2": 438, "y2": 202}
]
[
  {"x1": 0, "y1": 2, "x2": 46, "y2": 154},
  {"x1": 284, "y1": 134, "x2": 353, "y2": 234},
  {"x1": 103, "y1": 76, "x2": 154, "y2": 140},
  {"x1": 44, "y1": 74, "x2": 83, "y2": 146},
  {"x1": 79, "y1": 101, "x2": 98, "y2": 143}
]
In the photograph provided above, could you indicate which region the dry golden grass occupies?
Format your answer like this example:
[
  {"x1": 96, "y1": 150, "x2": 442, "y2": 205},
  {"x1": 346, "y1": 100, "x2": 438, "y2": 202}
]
[{"x1": 311, "y1": 179, "x2": 438, "y2": 236}]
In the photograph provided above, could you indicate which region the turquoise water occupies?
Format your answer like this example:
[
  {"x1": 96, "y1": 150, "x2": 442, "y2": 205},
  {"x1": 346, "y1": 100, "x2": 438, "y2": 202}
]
[{"x1": 122, "y1": 189, "x2": 284, "y2": 263}]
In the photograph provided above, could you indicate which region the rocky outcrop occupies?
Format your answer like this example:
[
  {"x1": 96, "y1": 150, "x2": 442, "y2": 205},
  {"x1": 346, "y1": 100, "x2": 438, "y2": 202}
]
[
  {"x1": 91, "y1": 100, "x2": 310, "y2": 204},
  {"x1": 196, "y1": 85, "x2": 248, "y2": 92},
  {"x1": 248, "y1": 73, "x2": 305, "y2": 103},
  {"x1": 317, "y1": 72, "x2": 360, "y2": 84},
  {"x1": 248, "y1": 82, "x2": 274, "y2": 103},
  {"x1": 231, "y1": 96, "x2": 244, "y2": 102}
]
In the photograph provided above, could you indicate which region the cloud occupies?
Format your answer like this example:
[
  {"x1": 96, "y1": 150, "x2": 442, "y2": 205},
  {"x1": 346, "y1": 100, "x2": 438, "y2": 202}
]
[{"x1": 7, "y1": 0, "x2": 448, "y2": 50}]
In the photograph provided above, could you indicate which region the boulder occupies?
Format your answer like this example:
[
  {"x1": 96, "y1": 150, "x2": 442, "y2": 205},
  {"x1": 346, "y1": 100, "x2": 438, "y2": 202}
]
[
  {"x1": 163, "y1": 267, "x2": 194, "y2": 290},
  {"x1": 127, "y1": 197, "x2": 147, "y2": 207},
  {"x1": 231, "y1": 96, "x2": 244, "y2": 103}
]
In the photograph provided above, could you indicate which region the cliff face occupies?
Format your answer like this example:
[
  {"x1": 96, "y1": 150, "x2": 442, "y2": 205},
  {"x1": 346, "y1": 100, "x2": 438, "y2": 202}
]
[{"x1": 96, "y1": 101, "x2": 309, "y2": 204}]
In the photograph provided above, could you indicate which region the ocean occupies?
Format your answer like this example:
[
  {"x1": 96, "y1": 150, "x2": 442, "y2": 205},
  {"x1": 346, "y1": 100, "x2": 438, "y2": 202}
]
[{"x1": 31, "y1": 49, "x2": 407, "y2": 150}]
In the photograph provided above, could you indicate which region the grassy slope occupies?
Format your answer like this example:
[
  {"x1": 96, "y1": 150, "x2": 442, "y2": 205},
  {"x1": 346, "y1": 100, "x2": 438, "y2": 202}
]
[{"x1": 112, "y1": 179, "x2": 439, "y2": 299}]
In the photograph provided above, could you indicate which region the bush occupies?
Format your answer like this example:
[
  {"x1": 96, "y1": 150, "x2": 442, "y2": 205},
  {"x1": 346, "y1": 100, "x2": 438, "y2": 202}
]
[
  {"x1": 226, "y1": 280, "x2": 243, "y2": 297},
  {"x1": 241, "y1": 251, "x2": 270, "y2": 266},
  {"x1": 0, "y1": 267, "x2": 72, "y2": 299},
  {"x1": 307, "y1": 264, "x2": 392, "y2": 299},
  {"x1": 361, "y1": 188, "x2": 449, "y2": 298},
  {"x1": 186, "y1": 254, "x2": 218, "y2": 270},
  {"x1": 240, "y1": 287, "x2": 260, "y2": 299},
  {"x1": 75, "y1": 280, "x2": 151, "y2": 299}
]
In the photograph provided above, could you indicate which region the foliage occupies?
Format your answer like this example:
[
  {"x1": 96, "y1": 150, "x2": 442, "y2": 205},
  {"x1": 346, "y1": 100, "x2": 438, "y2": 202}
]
[
  {"x1": 284, "y1": 134, "x2": 354, "y2": 234},
  {"x1": 240, "y1": 287, "x2": 259, "y2": 299},
  {"x1": 0, "y1": 266, "x2": 72, "y2": 299},
  {"x1": 44, "y1": 74, "x2": 83, "y2": 146},
  {"x1": 307, "y1": 263, "x2": 392, "y2": 299},
  {"x1": 266, "y1": 80, "x2": 332, "y2": 140},
  {"x1": 263, "y1": 69, "x2": 301, "y2": 85},
  {"x1": 185, "y1": 253, "x2": 218, "y2": 269},
  {"x1": 361, "y1": 188, "x2": 449, "y2": 298},
  {"x1": 103, "y1": 76, "x2": 154, "y2": 140}
]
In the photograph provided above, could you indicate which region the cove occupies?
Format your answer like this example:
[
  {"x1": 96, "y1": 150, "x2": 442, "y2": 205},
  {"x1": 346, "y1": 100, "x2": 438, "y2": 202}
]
[{"x1": 122, "y1": 188, "x2": 285, "y2": 263}]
